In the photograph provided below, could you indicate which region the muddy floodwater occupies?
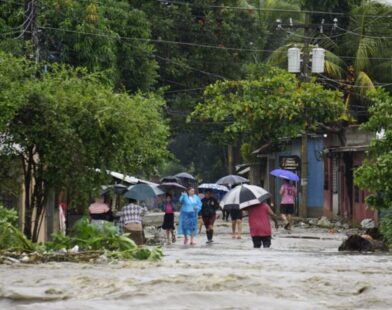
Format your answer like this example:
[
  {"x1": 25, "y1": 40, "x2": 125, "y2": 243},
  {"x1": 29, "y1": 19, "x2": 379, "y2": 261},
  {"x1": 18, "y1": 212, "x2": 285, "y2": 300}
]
[{"x1": 1, "y1": 221, "x2": 392, "y2": 310}]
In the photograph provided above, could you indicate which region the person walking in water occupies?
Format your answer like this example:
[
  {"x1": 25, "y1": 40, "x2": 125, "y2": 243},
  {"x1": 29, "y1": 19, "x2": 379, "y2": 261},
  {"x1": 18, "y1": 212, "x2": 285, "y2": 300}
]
[
  {"x1": 179, "y1": 187, "x2": 202, "y2": 245},
  {"x1": 247, "y1": 201, "x2": 279, "y2": 248},
  {"x1": 119, "y1": 198, "x2": 148, "y2": 245},
  {"x1": 279, "y1": 179, "x2": 296, "y2": 230},
  {"x1": 161, "y1": 193, "x2": 176, "y2": 245},
  {"x1": 201, "y1": 190, "x2": 220, "y2": 243},
  {"x1": 230, "y1": 208, "x2": 243, "y2": 239}
]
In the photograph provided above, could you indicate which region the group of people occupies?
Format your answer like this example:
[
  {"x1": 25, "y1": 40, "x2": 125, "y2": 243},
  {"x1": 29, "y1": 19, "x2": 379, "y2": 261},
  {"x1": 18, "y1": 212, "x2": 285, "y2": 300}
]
[
  {"x1": 159, "y1": 178, "x2": 297, "y2": 248},
  {"x1": 88, "y1": 179, "x2": 297, "y2": 249}
]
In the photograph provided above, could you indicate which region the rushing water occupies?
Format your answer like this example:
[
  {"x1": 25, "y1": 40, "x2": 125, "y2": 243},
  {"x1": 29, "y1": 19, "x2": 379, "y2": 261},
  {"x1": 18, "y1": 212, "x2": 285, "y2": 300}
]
[{"x1": 1, "y1": 221, "x2": 392, "y2": 310}]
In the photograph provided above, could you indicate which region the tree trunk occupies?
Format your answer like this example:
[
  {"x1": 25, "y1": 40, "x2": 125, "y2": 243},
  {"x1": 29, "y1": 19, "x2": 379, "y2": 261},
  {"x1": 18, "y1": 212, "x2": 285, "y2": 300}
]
[{"x1": 22, "y1": 150, "x2": 34, "y2": 239}]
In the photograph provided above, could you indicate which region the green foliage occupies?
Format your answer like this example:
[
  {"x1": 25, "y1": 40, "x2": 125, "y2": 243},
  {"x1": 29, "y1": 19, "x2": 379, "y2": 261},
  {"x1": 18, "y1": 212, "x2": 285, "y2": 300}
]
[
  {"x1": 46, "y1": 217, "x2": 163, "y2": 261},
  {"x1": 0, "y1": 52, "x2": 169, "y2": 240},
  {"x1": 354, "y1": 88, "x2": 392, "y2": 247},
  {"x1": 380, "y1": 212, "x2": 392, "y2": 248},
  {"x1": 0, "y1": 205, "x2": 18, "y2": 227},
  {"x1": 0, "y1": 222, "x2": 36, "y2": 252},
  {"x1": 355, "y1": 88, "x2": 392, "y2": 208},
  {"x1": 190, "y1": 65, "x2": 344, "y2": 148}
]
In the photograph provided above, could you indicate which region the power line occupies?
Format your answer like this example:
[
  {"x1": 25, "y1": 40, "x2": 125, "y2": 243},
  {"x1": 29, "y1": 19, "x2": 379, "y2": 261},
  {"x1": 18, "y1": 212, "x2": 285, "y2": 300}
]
[
  {"x1": 41, "y1": 25, "x2": 275, "y2": 53},
  {"x1": 41, "y1": 25, "x2": 392, "y2": 62},
  {"x1": 317, "y1": 72, "x2": 392, "y2": 88},
  {"x1": 156, "y1": 0, "x2": 392, "y2": 19},
  {"x1": 336, "y1": 25, "x2": 392, "y2": 40}
]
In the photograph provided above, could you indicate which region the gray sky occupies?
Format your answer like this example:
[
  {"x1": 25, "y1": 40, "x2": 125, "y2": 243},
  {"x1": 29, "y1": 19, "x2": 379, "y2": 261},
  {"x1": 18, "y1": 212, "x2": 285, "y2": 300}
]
[{"x1": 376, "y1": 0, "x2": 392, "y2": 5}]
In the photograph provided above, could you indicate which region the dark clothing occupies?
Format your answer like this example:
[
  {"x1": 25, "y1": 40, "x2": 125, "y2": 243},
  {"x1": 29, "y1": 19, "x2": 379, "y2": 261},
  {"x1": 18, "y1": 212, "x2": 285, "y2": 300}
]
[
  {"x1": 252, "y1": 236, "x2": 271, "y2": 248},
  {"x1": 230, "y1": 209, "x2": 243, "y2": 221},
  {"x1": 222, "y1": 209, "x2": 230, "y2": 221},
  {"x1": 201, "y1": 197, "x2": 220, "y2": 218},
  {"x1": 162, "y1": 213, "x2": 175, "y2": 230},
  {"x1": 202, "y1": 214, "x2": 216, "y2": 228},
  {"x1": 280, "y1": 203, "x2": 294, "y2": 215},
  {"x1": 90, "y1": 212, "x2": 111, "y2": 221}
]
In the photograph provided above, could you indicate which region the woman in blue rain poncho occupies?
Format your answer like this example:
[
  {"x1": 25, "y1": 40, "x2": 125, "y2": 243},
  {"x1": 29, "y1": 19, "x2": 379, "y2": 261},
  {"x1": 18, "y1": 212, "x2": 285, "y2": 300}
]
[{"x1": 179, "y1": 187, "x2": 202, "y2": 245}]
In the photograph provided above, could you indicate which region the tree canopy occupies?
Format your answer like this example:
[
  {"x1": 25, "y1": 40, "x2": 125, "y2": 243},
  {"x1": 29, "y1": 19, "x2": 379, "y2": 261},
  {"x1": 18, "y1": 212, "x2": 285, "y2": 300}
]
[
  {"x1": 0, "y1": 51, "x2": 169, "y2": 240},
  {"x1": 190, "y1": 65, "x2": 344, "y2": 148}
]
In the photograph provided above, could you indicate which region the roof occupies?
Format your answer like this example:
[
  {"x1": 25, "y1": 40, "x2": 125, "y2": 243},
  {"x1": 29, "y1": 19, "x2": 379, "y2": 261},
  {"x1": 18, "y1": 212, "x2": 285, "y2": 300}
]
[
  {"x1": 95, "y1": 169, "x2": 158, "y2": 186},
  {"x1": 324, "y1": 145, "x2": 369, "y2": 153}
]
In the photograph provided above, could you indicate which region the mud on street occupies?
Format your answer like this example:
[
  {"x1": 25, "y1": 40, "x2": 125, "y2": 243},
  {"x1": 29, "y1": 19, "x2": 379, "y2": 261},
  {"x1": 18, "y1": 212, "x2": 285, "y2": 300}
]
[{"x1": 1, "y1": 221, "x2": 392, "y2": 310}]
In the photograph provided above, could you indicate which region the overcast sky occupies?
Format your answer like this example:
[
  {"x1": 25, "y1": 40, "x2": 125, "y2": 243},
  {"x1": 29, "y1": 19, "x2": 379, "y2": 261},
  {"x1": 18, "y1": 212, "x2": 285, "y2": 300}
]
[{"x1": 376, "y1": 0, "x2": 392, "y2": 5}]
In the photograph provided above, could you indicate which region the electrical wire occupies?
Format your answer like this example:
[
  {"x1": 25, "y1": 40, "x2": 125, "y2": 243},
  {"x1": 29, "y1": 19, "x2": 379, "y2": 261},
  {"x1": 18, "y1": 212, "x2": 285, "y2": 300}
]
[
  {"x1": 40, "y1": 25, "x2": 275, "y2": 53},
  {"x1": 336, "y1": 25, "x2": 392, "y2": 40},
  {"x1": 156, "y1": 0, "x2": 392, "y2": 19}
]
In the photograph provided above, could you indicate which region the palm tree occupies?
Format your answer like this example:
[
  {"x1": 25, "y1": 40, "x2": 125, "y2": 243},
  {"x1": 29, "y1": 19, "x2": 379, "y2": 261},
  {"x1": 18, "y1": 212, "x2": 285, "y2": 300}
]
[{"x1": 267, "y1": 0, "x2": 392, "y2": 120}]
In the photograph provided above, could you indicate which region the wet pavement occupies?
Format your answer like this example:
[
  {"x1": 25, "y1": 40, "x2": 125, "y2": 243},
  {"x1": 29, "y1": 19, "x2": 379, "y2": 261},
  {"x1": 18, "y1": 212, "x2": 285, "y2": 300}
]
[{"x1": 1, "y1": 220, "x2": 392, "y2": 310}]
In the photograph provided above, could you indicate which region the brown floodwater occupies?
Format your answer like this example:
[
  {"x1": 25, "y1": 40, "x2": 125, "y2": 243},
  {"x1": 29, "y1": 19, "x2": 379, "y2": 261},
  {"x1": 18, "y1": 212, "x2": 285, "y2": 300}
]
[{"x1": 1, "y1": 221, "x2": 391, "y2": 309}]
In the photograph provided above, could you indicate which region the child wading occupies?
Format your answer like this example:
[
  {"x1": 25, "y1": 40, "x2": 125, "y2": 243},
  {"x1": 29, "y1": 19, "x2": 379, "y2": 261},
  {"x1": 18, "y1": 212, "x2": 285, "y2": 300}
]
[
  {"x1": 161, "y1": 193, "x2": 176, "y2": 244},
  {"x1": 200, "y1": 190, "x2": 220, "y2": 243}
]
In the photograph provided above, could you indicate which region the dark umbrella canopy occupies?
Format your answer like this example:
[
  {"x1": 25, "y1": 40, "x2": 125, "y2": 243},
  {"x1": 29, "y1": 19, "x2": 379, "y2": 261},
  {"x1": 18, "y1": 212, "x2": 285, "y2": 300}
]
[
  {"x1": 124, "y1": 183, "x2": 164, "y2": 201},
  {"x1": 270, "y1": 169, "x2": 300, "y2": 182},
  {"x1": 160, "y1": 175, "x2": 180, "y2": 183},
  {"x1": 100, "y1": 184, "x2": 128, "y2": 195},
  {"x1": 220, "y1": 184, "x2": 271, "y2": 210},
  {"x1": 216, "y1": 175, "x2": 249, "y2": 187},
  {"x1": 175, "y1": 172, "x2": 195, "y2": 181},
  {"x1": 159, "y1": 182, "x2": 186, "y2": 192}
]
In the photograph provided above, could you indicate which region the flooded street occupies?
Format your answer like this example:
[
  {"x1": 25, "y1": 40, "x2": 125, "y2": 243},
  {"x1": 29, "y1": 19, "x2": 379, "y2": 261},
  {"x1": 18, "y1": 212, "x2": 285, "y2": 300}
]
[{"x1": 1, "y1": 221, "x2": 392, "y2": 310}]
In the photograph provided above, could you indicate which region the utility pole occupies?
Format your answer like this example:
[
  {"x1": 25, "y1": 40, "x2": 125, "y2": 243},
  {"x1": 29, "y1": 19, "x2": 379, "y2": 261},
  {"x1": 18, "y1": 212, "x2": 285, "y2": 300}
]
[
  {"x1": 24, "y1": 0, "x2": 40, "y2": 64},
  {"x1": 276, "y1": 15, "x2": 337, "y2": 218},
  {"x1": 299, "y1": 12, "x2": 311, "y2": 218}
]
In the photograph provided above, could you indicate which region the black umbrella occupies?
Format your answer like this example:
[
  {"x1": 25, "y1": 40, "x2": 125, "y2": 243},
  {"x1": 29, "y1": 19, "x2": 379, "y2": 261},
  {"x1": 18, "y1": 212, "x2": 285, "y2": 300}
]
[
  {"x1": 160, "y1": 175, "x2": 180, "y2": 183},
  {"x1": 100, "y1": 184, "x2": 128, "y2": 195},
  {"x1": 175, "y1": 172, "x2": 195, "y2": 181},
  {"x1": 216, "y1": 175, "x2": 249, "y2": 187},
  {"x1": 159, "y1": 182, "x2": 186, "y2": 192}
]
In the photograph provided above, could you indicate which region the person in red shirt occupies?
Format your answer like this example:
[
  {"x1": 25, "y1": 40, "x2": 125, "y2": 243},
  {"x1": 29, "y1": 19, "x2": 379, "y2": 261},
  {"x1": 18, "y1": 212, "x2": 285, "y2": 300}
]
[{"x1": 246, "y1": 202, "x2": 279, "y2": 248}]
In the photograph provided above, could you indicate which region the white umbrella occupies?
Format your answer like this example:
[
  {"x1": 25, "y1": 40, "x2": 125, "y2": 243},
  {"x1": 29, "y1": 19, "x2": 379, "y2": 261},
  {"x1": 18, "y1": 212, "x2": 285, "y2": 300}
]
[{"x1": 220, "y1": 184, "x2": 271, "y2": 210}]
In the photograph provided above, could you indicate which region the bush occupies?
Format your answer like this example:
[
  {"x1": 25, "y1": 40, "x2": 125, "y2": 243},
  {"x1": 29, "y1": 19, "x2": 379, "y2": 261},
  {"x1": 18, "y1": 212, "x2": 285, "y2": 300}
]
[
  {"x1": 45, "y1": 217, "x2": 163, "y2": 261},
  {"x1": 380, "y1": 212, "x2": 392, "y2": 248},
  {"x1": 0, "y1": 205, "x2": 18, "y2": 226}
]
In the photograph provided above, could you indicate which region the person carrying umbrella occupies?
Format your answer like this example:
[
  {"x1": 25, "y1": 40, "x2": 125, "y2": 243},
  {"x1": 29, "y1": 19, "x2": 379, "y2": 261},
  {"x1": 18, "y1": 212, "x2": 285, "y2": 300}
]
[
  {"x1": 200, "y1": 190, "x2": 220, "y2": 243},
  {"x1": 178, "y1": 187, "x2": 202, "y2": 245},
  {"x1": 246, "y1": 200, "x2": 279, "y2": 248},
  {"x1": 220, "y1": 184, "x2": 278, "y2": 247},
  {"x1": 279, "y1": 179, "x2": 297, "y2": 230}
]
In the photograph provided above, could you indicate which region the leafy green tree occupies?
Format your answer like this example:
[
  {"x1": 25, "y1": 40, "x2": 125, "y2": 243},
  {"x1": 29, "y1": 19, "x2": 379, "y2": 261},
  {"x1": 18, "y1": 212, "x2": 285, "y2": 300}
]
[
  {"x1": 0, "y1": 0, "x2": 158, "y2": 92},
  {"x1": 355, "y1": 88, "x2": 392, "y2": 245},
  {"x1": 0, "y1": 52, "x2": 169, "y2": 241},
  {"x1": 190, "y1": 65, "x2": 344, "y2": 148},
  {"x1": 39, "y1": 0, "x2": 158, "y2": 92},
  {"x1": 133, "y1": 0, "x2": 263, "y2": 177}
]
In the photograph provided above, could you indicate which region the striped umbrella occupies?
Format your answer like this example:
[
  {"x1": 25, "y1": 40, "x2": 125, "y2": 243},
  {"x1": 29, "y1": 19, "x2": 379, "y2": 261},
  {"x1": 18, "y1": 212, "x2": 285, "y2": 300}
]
[{"x1": 220, "y1": 184, "x2": 271, "y2": 210}]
